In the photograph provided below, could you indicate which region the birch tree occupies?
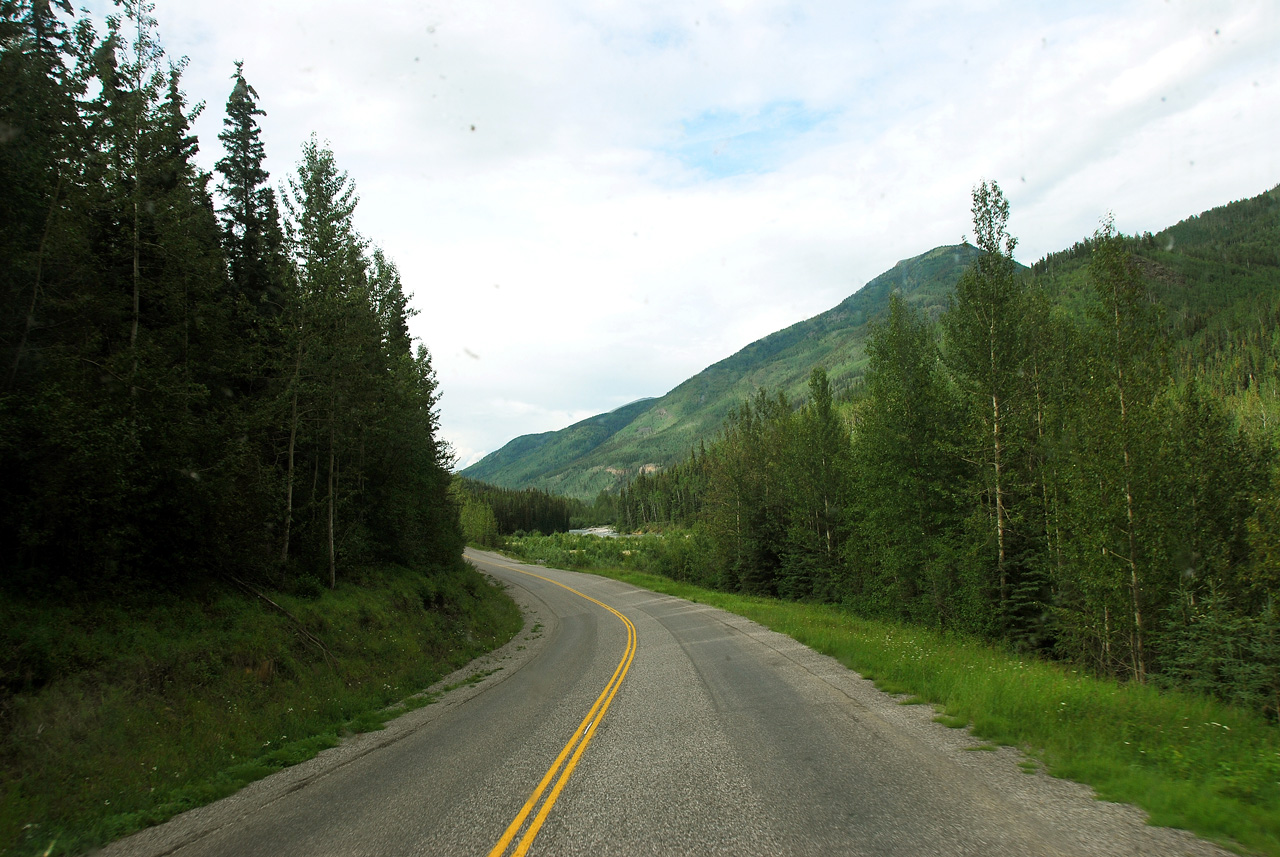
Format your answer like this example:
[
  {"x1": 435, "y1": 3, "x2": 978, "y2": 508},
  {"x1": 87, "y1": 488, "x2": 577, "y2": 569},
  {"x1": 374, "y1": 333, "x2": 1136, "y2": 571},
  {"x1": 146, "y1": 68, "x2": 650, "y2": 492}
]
[
  {"x1": 1077, "y1": 218, "x2": 1166, "y2": 681},
  {"x1": 942, "y1": 180, "x2": 1033, "y2": 629},
  {"x1": 284, "y1": 136, "x2": 373, "y2": 587}
]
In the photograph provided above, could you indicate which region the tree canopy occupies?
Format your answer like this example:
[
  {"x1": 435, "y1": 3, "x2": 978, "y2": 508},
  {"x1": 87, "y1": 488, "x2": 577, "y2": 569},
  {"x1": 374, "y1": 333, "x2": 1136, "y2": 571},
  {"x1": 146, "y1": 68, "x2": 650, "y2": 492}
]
[
  {"x1": 613, "y1": 182, "x2": 1280, "y2": 713},
  {"x1": 0, "y1": 2, "x2": 461, "y2": 594}
]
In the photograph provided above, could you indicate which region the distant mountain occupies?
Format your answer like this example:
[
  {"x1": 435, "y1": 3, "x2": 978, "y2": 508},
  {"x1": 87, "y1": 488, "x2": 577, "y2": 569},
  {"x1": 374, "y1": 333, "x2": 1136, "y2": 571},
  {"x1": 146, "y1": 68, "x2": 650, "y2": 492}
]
[
  {"x1": 462, "y1": 243, "x2": 985, "y2": 498},
  {"x1": 465, "y1": 183, "x2": 1280, "y2": 500},
  {"x1": 460, "y1": 396, "x2": 656, "y2": 489}
]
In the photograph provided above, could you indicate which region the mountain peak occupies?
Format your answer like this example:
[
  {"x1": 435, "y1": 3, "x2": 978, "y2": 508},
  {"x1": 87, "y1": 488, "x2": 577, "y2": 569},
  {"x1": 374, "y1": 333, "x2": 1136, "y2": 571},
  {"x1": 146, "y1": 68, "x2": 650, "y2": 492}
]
[{"x1": 462, "y1": 244, "x2": 980, "y2": 498}]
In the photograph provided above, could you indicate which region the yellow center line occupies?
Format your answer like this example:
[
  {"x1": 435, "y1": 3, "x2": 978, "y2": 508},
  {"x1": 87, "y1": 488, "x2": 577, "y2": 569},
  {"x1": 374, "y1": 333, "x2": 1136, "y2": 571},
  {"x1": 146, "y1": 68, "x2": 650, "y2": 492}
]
[{"x1": 480, "y1": 557, "x2": 637, "y2": 857}]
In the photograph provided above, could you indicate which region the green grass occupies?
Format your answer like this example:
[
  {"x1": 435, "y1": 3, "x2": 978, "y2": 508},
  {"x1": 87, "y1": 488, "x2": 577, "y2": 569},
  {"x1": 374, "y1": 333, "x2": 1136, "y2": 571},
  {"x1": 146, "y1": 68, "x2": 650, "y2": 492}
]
[
  {"x1": 0, "y1": 562, "x2": 522, "y2": 857},
  {"x1": 559, "y1": 561, "x2": 1280, "y2": 856}
]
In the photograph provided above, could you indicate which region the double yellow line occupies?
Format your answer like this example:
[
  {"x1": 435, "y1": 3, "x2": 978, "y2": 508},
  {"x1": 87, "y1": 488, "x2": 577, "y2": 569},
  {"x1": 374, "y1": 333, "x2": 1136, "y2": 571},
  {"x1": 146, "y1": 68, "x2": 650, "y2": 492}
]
[{"x1": 485, "y1": 563, "x2": 637, "y2": 857}]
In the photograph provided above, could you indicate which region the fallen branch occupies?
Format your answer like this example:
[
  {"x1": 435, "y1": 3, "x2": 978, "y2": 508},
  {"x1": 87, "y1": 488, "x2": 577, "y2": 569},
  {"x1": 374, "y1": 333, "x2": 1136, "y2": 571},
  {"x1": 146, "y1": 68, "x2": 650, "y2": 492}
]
[{"x1": 224, "y1": 573, "x2": 339, "y2": 669}]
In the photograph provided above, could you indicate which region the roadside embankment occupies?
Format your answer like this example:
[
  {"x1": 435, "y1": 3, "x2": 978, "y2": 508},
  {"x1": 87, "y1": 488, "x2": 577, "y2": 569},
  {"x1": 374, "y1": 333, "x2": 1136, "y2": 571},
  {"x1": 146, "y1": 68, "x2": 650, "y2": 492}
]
[{"x1": 1, "y1": 562, "x2": 522, "y2": 857}]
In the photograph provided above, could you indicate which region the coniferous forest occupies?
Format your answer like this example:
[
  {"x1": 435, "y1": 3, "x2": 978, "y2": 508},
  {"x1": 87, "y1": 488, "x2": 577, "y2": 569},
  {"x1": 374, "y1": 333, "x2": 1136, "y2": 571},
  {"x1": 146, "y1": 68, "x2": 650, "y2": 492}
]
[
  {"x1": 617, "y1": 182, "x2": 1280, "y2": 713},
  {"x1": 0, "y1": 0, "x2": 461, "y2": 594},
  {"x1": 0, "y1": 6, "x2": 505, "y2": 851},
  {"x1": 453, "y1": 478, "x2": 583, "y2": 548}
]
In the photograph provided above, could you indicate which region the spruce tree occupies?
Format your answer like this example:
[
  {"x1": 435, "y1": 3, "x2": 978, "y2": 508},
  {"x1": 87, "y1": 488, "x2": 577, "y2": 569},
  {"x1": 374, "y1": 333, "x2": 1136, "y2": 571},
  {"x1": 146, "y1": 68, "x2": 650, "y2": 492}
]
[
  {"x1": 852, "y1": 295, "x2": 969, "y2": 626},
  {"x1": 215, "y1": 60, "x2": 284, "y2": 314},
  {"x1": 0, "y1": 0, "x2": 80, "y2": 387},
  {"x1": 780, "y1": 367, "x2": 849, "y2": 600}
]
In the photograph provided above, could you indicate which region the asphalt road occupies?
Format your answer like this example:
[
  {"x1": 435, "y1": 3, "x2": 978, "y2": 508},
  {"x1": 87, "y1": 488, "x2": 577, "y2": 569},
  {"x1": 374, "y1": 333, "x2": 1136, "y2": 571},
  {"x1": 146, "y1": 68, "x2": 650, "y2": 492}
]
[{"x1": 99, "y1": 549, "x2": 1232, "y2": 857}]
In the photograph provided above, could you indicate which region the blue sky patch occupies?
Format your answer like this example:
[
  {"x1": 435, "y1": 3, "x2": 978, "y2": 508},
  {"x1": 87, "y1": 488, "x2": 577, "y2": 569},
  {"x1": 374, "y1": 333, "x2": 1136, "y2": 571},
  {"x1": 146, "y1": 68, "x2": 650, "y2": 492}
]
[
  {"x1": 644, "y1": 26, "x2": 689, "y2": 51},
  {"x1": 665, "y1": 101, "x2": 836, "y2": 179}
]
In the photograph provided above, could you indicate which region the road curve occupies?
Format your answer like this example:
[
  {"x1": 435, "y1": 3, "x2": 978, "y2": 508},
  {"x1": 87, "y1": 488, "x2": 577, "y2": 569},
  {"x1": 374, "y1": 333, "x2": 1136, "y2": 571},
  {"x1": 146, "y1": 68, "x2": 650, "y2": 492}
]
[{"x1": 99, "y1": 549, "x2": 1232, "y2": 857}]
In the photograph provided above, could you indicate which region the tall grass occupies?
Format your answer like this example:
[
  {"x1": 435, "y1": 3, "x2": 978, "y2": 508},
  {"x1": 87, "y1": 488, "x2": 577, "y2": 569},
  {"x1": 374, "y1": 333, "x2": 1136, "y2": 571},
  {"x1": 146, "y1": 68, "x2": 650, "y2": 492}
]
[
  {"x1": 539, "y1": 556, "x2": 1280, "y2": 856},
  {"x1": 1, "y1": 563, "x2": 522, "y2": 856}
]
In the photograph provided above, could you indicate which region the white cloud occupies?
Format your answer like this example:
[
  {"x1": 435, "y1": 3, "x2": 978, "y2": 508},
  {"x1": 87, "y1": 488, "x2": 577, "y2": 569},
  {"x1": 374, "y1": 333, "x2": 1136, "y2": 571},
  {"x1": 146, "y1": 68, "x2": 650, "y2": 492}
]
[{"x1": 84, "y1": 0, "x2": 1280, "y2": 467}]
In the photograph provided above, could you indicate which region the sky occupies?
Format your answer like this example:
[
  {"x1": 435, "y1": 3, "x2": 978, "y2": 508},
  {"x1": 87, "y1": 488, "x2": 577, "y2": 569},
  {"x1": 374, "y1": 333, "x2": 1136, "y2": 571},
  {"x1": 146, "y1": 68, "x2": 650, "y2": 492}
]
[{"x1": 90, "y1": 0, "x2": 1280, "y2": 467}]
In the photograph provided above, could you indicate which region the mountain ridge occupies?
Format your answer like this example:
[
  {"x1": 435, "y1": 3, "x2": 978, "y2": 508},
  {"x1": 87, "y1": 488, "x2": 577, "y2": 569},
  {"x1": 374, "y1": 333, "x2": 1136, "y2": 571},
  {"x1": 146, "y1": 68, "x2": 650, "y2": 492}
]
[
  {"x1": 462, "y1": 243, "x2": 985, "y2": 497},
  {"x1": 464, "y1": 182, "x2": 1280, "y2": 500}
]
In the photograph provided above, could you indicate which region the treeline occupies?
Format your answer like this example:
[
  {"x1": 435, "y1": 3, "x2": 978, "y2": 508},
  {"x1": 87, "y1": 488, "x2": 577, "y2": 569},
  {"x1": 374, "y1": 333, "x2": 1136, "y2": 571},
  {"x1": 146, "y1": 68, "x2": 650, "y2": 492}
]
[
  {"x1": 618, "y1": 182, "x2": 1280, "y2": 713},
  {"x1": 618, "y1": 452, "x2": 705, "y2": 531},
  {"x1": 0, "y1": 1, "x2": 459, "y2": 593},
  {"x1": 453, "y1": 478, "x2": 582, "y2": 547}
]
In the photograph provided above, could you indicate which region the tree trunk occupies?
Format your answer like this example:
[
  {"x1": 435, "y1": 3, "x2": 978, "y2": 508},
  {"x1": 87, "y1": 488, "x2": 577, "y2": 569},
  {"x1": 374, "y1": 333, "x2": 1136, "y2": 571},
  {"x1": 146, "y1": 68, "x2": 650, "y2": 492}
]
[
  {"x1": 986, "y1": 316, "x2": 1008, "y2": 615},
  {"x1": 1103, "y1": 603, "x2": 1112, "y2": 675},
  {"x1": 281, "y1": 389, "x2": 298, "y2": 567},
  {"x1": 992, "y1": 390, "x2": 1007, "y2": 608},
  {"x1": 327, "y1": 399, "x2": 336, "y2": 589},
  {"x1": 280, "y1": 333, "x2": 305, "y2": 567},
  {"x1": 130, "y1": 187, "x2": 140, "y2": 397},
  {"x1": 130, "y1": 57, "x2": 142, "y2": 402},
  {"x1": 8, "y1": 172, "x2": 61, "y2": 388},
  {"x1": 1122, "y1": 438, "x2": 1144, "y2": 682},
  {"x1": 1113, "y1": 301, "x2": 1145, "y2": 683}
]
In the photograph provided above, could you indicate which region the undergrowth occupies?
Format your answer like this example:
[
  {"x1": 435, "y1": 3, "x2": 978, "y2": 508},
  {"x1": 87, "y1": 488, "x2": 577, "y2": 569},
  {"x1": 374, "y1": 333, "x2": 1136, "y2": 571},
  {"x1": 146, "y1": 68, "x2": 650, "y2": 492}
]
[{"x1": 0, "y1": 562, "x2": 522, "y2": 856}]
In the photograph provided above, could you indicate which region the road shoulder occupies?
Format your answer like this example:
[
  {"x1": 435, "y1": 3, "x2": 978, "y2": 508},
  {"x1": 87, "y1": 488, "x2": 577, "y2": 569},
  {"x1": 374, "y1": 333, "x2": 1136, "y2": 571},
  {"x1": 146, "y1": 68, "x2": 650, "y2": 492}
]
[{"x1": 95, "y1": 564, "x2": 552, "y2": 857}]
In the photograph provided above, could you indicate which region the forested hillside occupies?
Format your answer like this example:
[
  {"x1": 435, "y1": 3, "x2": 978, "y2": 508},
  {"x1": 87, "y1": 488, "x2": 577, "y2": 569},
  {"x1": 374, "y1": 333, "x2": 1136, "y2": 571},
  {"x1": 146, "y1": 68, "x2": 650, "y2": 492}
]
[
  {"x1": 461, "y1": 396, "x2": 655, "y2": 494},
  {"x1": 468, "y1": 184, "x2": 1280, "y2": 507},
  {"x1": 616, "y1": 181, "x2": 1280, "y2": 708},
  {"x1": 0, "y1": 1, "x2": 460, "y2": 592},
  {"x1": 463, "y1": 243, "x2": 986, "y2": 498}
]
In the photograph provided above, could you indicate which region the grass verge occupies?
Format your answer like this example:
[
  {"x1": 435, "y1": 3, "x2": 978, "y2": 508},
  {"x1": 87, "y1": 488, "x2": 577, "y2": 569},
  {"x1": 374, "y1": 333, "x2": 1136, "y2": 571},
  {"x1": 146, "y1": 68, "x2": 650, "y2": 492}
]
[
  {"x1": 562, "y1": 561, "x2": 1280, "y2": 856},
  {"x1": 1, "y1": 562, "x2": 522, "y2": 857}
]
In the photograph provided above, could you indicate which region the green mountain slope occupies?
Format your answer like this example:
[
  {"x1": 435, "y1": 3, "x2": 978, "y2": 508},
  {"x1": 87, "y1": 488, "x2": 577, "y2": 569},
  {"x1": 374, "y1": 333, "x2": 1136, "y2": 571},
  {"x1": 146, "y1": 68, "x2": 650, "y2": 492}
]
[
  {"x1": 461, "y1": 396, "x2": 655, "y2": 487},
  {"x1": 462, "y1": 244, "x2": 984, "y2": 498},
  {"x1": 1031, "y1": 186, "x2": 1280, "y2": 428},
  {"x1": 466, "y1": 183, "x2": 1280, "y2": 500}
]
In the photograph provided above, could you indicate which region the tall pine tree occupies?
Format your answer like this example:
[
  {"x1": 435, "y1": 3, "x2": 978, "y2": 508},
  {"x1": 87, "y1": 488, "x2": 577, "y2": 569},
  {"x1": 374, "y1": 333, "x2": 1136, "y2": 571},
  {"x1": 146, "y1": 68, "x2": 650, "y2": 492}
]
[{"x1": 215, "y1": 60, "x2": 284, "y2": 315}]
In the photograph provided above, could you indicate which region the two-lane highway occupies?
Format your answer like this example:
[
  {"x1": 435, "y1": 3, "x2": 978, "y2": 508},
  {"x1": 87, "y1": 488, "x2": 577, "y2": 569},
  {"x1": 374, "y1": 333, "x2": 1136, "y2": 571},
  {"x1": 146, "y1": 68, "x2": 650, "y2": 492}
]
[
  {"x1": 485, "y1": 564, "x2": 636, "y2": 857},
  {"x1": 101, "y1": 549, "x2": 1232, "y2": 856}
]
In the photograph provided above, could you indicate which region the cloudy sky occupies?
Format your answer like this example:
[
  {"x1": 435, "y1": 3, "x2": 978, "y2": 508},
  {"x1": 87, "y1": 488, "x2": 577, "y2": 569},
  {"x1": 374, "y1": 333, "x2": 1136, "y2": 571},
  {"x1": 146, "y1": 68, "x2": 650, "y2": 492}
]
[{"x1": 97, "y1": 0, "x2": 1280, "y2": 467}]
